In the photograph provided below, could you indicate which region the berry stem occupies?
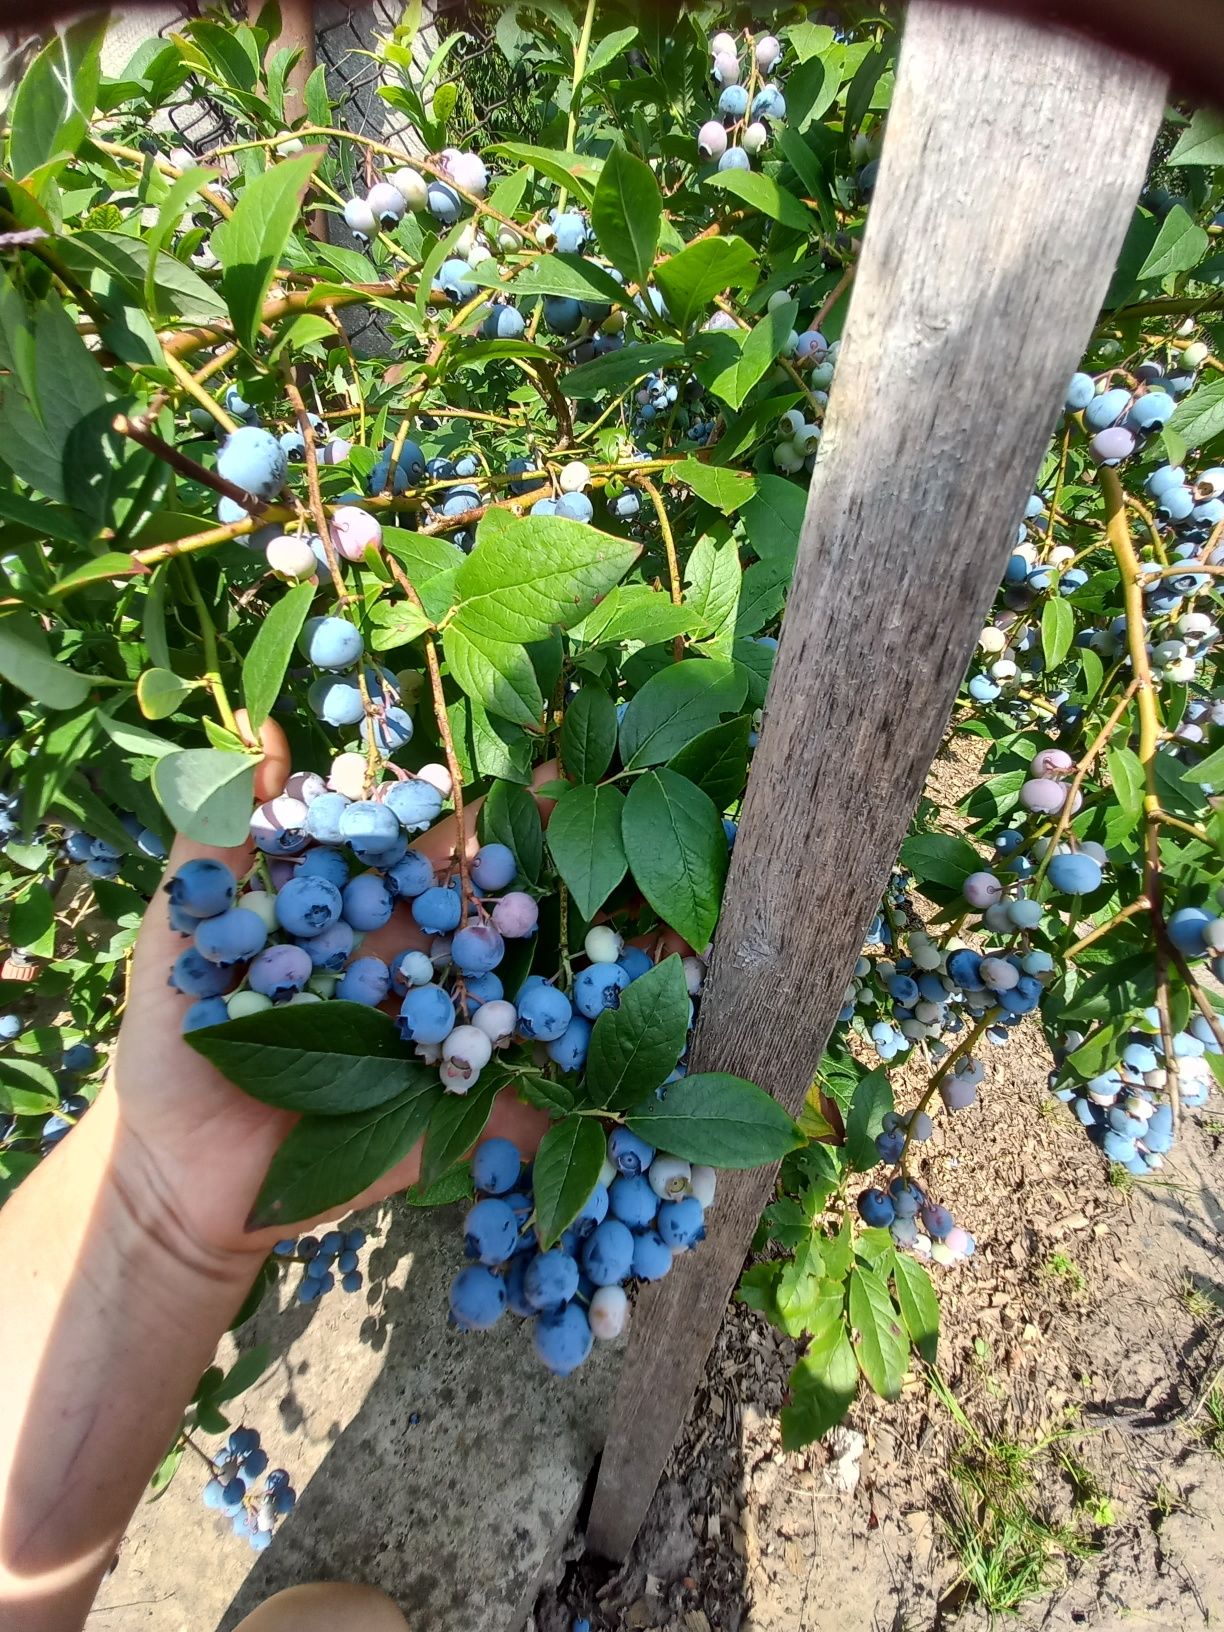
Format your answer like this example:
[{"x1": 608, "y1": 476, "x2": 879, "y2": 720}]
[
  {"x1": 555, "y1": 0, "x2": 599, "y2": 218},
  {"x1": 161, "y1": 352, "x2": 239, "y2": 434},
  {"x1": 639, "y1": 478, "x2": 684, "y2": 662},
  {"x1": 1064, "y1": 896, "x2": 1150, "y2": 960},
  {"x1": 282, "y1": 371, "x2": 348, "y2": 602},
  {"x1": 180, "y1": 559, "x2": 242, "y2": 740}
]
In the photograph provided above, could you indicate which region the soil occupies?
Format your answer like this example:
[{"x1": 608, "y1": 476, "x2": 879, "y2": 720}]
[{"x1": 534, "y1": 734, "x2": 1224, "y2": 1632}]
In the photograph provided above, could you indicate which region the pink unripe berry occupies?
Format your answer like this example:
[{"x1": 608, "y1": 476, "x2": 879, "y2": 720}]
[
  {"x1": 963, "y1": 871, "x2": 1003, "y2": 908},
  {"x1": 979, "y1": 957, "x2": 1019, "y2": 991},
  {"x1": 329, "y1": 752, "x2": 367, "y2": 800},
  {"x1": 366, "y1": 181, "x2": 405, "y2": 223},
  {"x1": 442, "y1": 1024, "x2": 493, "y2": 1080},
  {"x1": 1019, "y1": 777, "x2": 1066, "y2": 814},
  {"x1": 1030, "y1": 747, "x2": 1074, "y2": 779},
  {"x1": 442, "y1": 150, "x2": 488, "y2": 197},
  {"x1": 416, "y1": 762, "x2": 453, "y2": 798},
  {"x1": 265, "y1": 533, "x2": 317, "y2": 581},
  {"x1": 698, "y1": 120, "x2": 728, "y2": 160},
  {"x1": 944, "y1": 1227, "x2": 973, "y2": 1258},
  {"x1": 1090, "y1": 426, "x2": 1136, "y2": 466},
  {"x1": 939, "y1": 1075, "x2": 978, "y2": 1113},
  {"x1": 709, "y1": 30, "x2": 737, "y2": 55},
  {"x1": 472, "y1": 1000, "x2": 517, "y2": 1048},
  {"x1": 331, "y1": 506, "x2": 383, "y2": 562},
  {"x1": 755, "y1": 34, "x2": 781, "y2": 71},
  {"x1": 712, "y1": 50, "x2": 739, "y2": 84},
  {"x1": 319, "y1": 437, "x2": 351, "y2": 465},
  {"x1": 491, "y1": 891, "x2": 539, "y2": 938}
]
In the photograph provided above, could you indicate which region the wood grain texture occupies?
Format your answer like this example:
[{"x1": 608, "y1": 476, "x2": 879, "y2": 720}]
[{"x1": 585, "y1": 1, "x2": 1165, "y2": 1562}]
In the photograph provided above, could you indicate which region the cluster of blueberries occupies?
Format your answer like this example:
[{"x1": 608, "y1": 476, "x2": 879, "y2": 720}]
[
  {"x1": 272, "y1": 1226, "x2": 367, "y2": 1304},
  {"x1": 164, "y1": 756, "x2": 689, "y2": 1098},
  {"x1": 60, "y1": 813, "x2": 167, "y2": 877},
  {"x1": 857, "y1": 1159, "x2": 976, "y2": 1268},
  {"x1": 448, "y1": 1133, "x2": 716, "y2": 1375},
  {"x1": 341, "y1": 148, "x2": 491, "y2": 240},
  {"x1": 201, "y1": 1426, "x2": 296, "y2": 1552},
  {"x1": 697, "y1": 30, "x2": 788, "y2": 172},
  {"x1": 0, "y1": 1039, "x2": 99, "y2": 1157}
]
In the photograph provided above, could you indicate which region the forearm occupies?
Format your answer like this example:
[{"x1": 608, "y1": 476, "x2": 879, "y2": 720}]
[{"x1": 0, "y1": 1089, "x2": 262, "y2": 1632}]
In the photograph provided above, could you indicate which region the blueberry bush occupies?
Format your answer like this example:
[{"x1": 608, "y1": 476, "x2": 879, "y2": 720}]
[{"x1": 0, "y1": 1, "x2": 1221, "y2": 1494}]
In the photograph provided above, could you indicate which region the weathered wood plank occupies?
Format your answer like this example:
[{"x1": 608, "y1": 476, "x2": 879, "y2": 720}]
[{"x1": 585, "y1": 0, "x2": 1165, "y2": 1561}]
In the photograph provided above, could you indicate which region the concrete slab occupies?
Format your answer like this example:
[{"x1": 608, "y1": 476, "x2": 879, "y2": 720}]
[{"x1": 90, "y1": 1199, "x2": 618, "y2": 1632}]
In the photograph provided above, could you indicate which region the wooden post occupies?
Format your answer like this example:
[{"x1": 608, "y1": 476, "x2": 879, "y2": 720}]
[{"x1": 585, "y1": 1, "x2": 1166, "y2": 1562}]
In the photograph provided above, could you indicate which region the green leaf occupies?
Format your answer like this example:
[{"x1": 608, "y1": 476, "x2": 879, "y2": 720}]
[
  {"x1": 1041, "y1": 596, "x2": 1075, "y2": 670},
  {"x1": 684, "y1": 530, "x2": 742, "y2": 659},
  {"x1": 9, "y1": 14, "x2": 106, "y2": 178},
  {"x1": 420, "y1": 1074, "x2": 502, "y2": 1188},
  {"x1": 581, "y1": 24, "x2": 638, "y2": 81},
  {"x1": 186, "y1": 1002, "x2": 427, "y2": 1116},
  {"x1": 561, "y1": 340, "x2": 687, "y2": 399},
  {"x1": 212, "y1": 151, "x2": 321, "y2": 350},
  {"x1": 479, "y1": 779, "x2": 543, "y2": 883},
  {"x1": 848, "y1": 1264, "x2": 906, "y2": 1400},
  {"x1": 844, "y1": 1067, "x2": 893, "y2": 1172},
  {"x1": 0, "y1": 615, "x2": 90, "y2": 710},
  {"x1": 712, "y1": 392, "x2": 802, "y2": 466},
  {"x1": 210, "y1": 1344, "x2": 272, "y2": 1404},
  {"x1": 509, "y1": 254, "x2": 627, "y2": 307},
  {"x1": 622, "y1": 768, "x2": 728, "y2": 949},
  {"x1": 488, "y1": 142, "x2": 600, "y2": 203},
  {"x1": 673, "y1": 460, "x2": 757, "y2": 516},
  {"x1": 704, "y1": 170, "x2": 814, "y2": 233},
  {"x1": 590, "y1": 145, "x2": 662, "y2": 289},
  {"x1": 152, "y1": 748, "x2": 257, "y2": 846},
  {"x1": 740, "y1": 472, "x2": 807, "y2": 569},
  {"x1": 699, "y1": 301, "x2": 797, "y2": 412},
  {"x1": 1169, "y1": 375, "x2": 1224, "y2": 453},
  {"x1": 136, "y1": 666, "x2": 196, "y2": 721},
  {"x1": 443, "y1": 622, "x2": 543, "y2": 727},
  {"x1": 250, "y1": 1079, "x2": 438, "y2": 1227},
  {"x1": 453, "y1": 511, "x2": 640, "y2": 642},
  {"x1": 619, "y1": 659, "x2": 744, "y2": 769},
  {"x1": 368, "y1": 598, "x2": 432, "y2": 651},
  {"x1": 568, "y1": 585, "x2": 700, "y2": 649},
  {"x1": 470, "y1": 702, "x2": 532, "y2": 784},
  {"x1": 892, "y1": 1254, "x2": 939, "y2": 1363},
  {"x1": 532, "y1": 1116, "x2": 606, "y2": 1247},
  {"x1": 97, "y1": 710, "x2": 176, "y2": 760},
  {"x1": 781, "y1": 1322, "x2": 858, "y2": 1449},
  {"x1": 1137, "y1": 205, "x2": 1209, "y2": 281},
  {"x1": 654, "y1": 236, "x2": 757, "y2": 331},
  {"x1": 9, "y1": 884, "x2": 55, "y2": 956},
  {"x1": 546, "y1": 782, "x2": 628, "y2": 919},
  {"x1": 898, "y1": 832, "x2": 982, "y2": 890},
  {"x1": 0, "y1": 1056, "x2": 59, "y2": 1112},
  {"x1": 1183, "y1": 739, "x2": 1224, "y2": 788},
  {"x1": 559, "y1": 687, "x2": 617, "y2": 783},
  {"x1": 625, "y1": 1072, "x2": 802, "y2": 1167},
  {"x1": 666, "y1": 715, "x2": 751, "y2": 812},
  {"x1": 1168, "y1": 108, "x2": 1224, "y2": 167},
  {"x1": 585, "y1": 954, "x2": 690, "y2": 1110},
  {"x1": 1106, "y1": 745, "x2": 1144, "y2": 822}
]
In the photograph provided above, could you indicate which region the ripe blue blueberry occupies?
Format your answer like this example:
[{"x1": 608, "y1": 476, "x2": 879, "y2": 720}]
[
  {"x1": 618, "y1": 946, "x2": 653, "y2": 981},
  {"x1": 336, "y1": 956, "x2": 391, "y2": 1006},
  {"x1": 452, "y1": 922, "x2": 506, "y2": 975},
  {"x1": 398, "y1": 983, "x2": 457, "y2": 1044},
  {"x1": 608, "y1": 1128, "x2": 654, "y2": 1176},
  {"x1": 524, "y1": 1248, "x2": 580, "y2": 1309},
  {"x1": 581, "y1": 1219, "x2": 634, "y2": 1285},
  {"x1": 464, "y1": 1197, "x2": 521, "y2": 1265},
  {"x1": 275, "y1": 876, "x2": 343, "y2": 937},
  {"x1": 471, "y1": 843, "x2": 517, "y2": 891},
  {"x1": 857, "y1": 1187, "x2": 895, "y2": 1227},
  {"x1": 471, "y1": 1137, "x2": 522, "y2": 1195},
  {"x1": 412, "y1": 882, "x2": 464, "y2": 935},
  {"x1": 573, "y1": 961, "x2": 631, "y2": 1019},
  {"x1": 449, "y1": 1265, "x2": 506, "y2": 1330},
  {"x1": 216, "y1": 427, "x2": 287, "y2": 499},
  {"x1": 383, "y1": 780, "x2": 444, "y2": 832},
  {"x1": 297, "y1": 919, "x2": 354, "y2": 970},
  {"x1": 608, "y1": 1174, "x2": 658, "y2": 1229},
  {"x1": 296, "y1": 848, "x2": 350, "y2": 889},
  {"x1": 1046, "y1": 852, "x2": 1102, "y2": 895},
  {"x1": 308, "y1": 677, "x2": 365, "y2": 727},
  {"x1": 182, "y1": 997, "x2": 231, "y2": 1033},
  {"x1": 386, "y1": 851, "x2": 435, "y2": 899},
  {"x1": 166, "y1": 858, "x2": 236, "y2": 919},
  {"x1": 533, "y1": 1303, "x2": 593, "y2": 1375},
  {"x1": 545, "y1": 1015, "x2": 591, "y2": 1072},
  {"x1": 543, "y1": 296, "x2": 583, "y2": 335},
  {"x1": 303, "y1": 791, "x2": 350, "y2": 844},
  {"x1": 194, "y1": 907, "x2": 268, "y2": 966},
  {"x1": 717, "y1": 84, "x2": 748, "y2": 118},
  {"x1": 572, "y1": 1182, "x2": 609, "y2": 1238},
  {"x1": 61, "y1": 1042, "x2": 97, "y2": 1075},
  {"x1": 552, "y1": 213, "x2": 588, "y2": 254},
  {"x1": 516, "y1": 982, "x2": 573, "y2": 1041},
  {"x1": 656, "y1": 1195, "x2": 704, "y2": 1249},
  {"x1": 341, "y1": 874, "x2": 395, "y2": 931},
  {"x1": 300, "y1": 616, "x2": 364, "y2": 672},
  {"x1": 630, "y1": 1229, "x2": 672, "y2": 1281},
  {"x1": 170, "y1": 947, "x2": 234, "y2": 998},
  {"x1": 1168, "y1": 906, "x2": 1213, "y2": 959}
]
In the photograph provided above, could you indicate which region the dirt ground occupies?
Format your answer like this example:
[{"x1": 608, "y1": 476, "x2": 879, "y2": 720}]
[{"x1": 535, "y1": 736, "x2": 1224, "y2": 1632}]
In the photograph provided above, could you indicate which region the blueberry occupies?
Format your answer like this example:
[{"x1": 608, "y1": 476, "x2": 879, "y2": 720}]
[
  {"x1": 411, "y1": 882, "x2": 464, "y2": 936},
  {"x1": 383, "y1": 780, "x2": 444, "y2": 833},
  {"x1": 1168, "y1": 906, "x2": 1213, "y2": 959},
  {"x1": 341, "y1": 874, "x2": 395, "y2": 932},
  {"x1": 573, "y1": 961, "x2": 631, "y2": 1019},
  {"x1": 452, "y1": 922, "x2": 505, "y2": 975},
  {"x1": 308, "y1": 676, "x2": 365, "y2": 727},
  {"x1": 338, "y1": 801, "x2": 400, "y2": 848},
  {"x1": 630, "y1": 1229, "x2": 672, "y2": 1281},
  {"x1": 398, "y1": 984, "x2": 457, "y2": 1044},
  {"x1": 1046, "y1": 852, "x2": 1102, "y2": 895},
  {"x1": 552, "y1": 213, "x2": 588, "y2": 255},
  {"x1": 170, "y1": 947, "x2": 234, "y2": 998},
  {"x1": 858, "y1": 1187, "x2": 895, "y2": 1227},
  {"x1": 608, "y1": 1174, "x2": 658, "y2": 1229},
  {"x1": 470, "y1": 843, "x2": 517, "y2": 891},
  {"x1": 61, "y1": 1042, "x2": 97, "y2": 1074},
  {"x1": 216, "y1": 427, "x2": 287, "y2": 499},
  {"x1": 465, "y1": 1197, "x2": 521, "y2": 1265},
  {"x1": 524, "y1": 1247, "x2": 580, "y2": 1310},
  {"x1": 336, "y1": 955, "x2": 391, "y2": 1006},
  {"x1": 296, "y1": 848, "x2": 350, "y2": 889},
  {"x1": 533, "y1": 1303, "x2": 593, "y2": 1374},
  {"x1": 193, "y1": 907, "x2": 268, "y2": 967},
  {"x1": 449, "y1": 1264, "x2": 506, "y2": 1330},
  {"x1": 545, "y1": 1015, "x2": 591, "y2": 1072},
  {"x1": 618, "y1": 946, "x2": 653, "y2": 981},
  {"x1": 543, "y1": 296, "x2": 583, "y2": 335},
  {"x1": 607, "y1": 1128, "x2": 654, "y2": 1176},
  {"x1": 471, "y1": 1137, "x2": 521, "y2": 1196},
  {"x1": 516, "y1": 982, "x2": 572, "y2": 1041},
  {"x1": 717, "y1": 84, "x2": 749, "y2": 119},
  {"x1": 297, "y1": 919, "x2": 355, "y2": 971},
  {"x1": 300, "y1": 616, "x2": 364, "y2": 672},
  {"x1": 656, "y1": 1195, "x2": 704, "y2": 1249},
  {"x1": 581, "y1": 1219, "x2": 634, "y2": 1285},
  {"x1": 165, "y1": 858, "x2": 236, "y2": 920},
  {"x1": 275, "y1": 876, "x2": 343, "y2": 937},
  {"x1": 386, "y1": 851, "x2": 435, "y2": 900},
  {"x1": 304, "y1": 791, "x2": 351, "y2": 844},
  {"x1": 249, "y1": 943, "x2": 313, "y2": 1001},
  {"x1": 920, "y1": 1202, "x2": 954, "y2": 1239}
]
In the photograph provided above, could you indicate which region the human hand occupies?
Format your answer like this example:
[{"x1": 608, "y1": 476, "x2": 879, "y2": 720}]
[{"x1": 109, "y1": 716, "x2": 550, "y2": 1263}]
